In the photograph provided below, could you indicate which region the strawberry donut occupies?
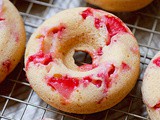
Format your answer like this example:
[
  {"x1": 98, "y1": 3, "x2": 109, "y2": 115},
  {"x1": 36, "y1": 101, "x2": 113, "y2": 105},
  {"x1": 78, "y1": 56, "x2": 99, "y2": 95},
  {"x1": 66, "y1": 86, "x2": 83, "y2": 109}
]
[
  {"x1": 25, "y1": 7, "x2": 140, "y2": 114},
  {"x1": 0, "y1": 0, "x2": 26, "y2": 83},
  {"x1": 86, "y1": 0, "x2": 153, "y2": 12},
  {"x1": 142, "y1": 52, "x2": 160, "y2": 120}
]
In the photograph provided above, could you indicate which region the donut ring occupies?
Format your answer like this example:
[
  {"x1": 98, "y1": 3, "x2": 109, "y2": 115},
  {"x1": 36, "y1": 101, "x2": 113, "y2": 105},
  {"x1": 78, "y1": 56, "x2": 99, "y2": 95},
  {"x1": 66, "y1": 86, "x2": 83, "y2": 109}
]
[
  {"x1": 86, "y1": 0, "x2": 153, "y2": 12},
  {"x1": 142, "y1": 52, "x2": 160, "y2": 120},
  {"x1": 0, "y1": 0, "x2": 26, "y2": 83},
  {"x1": 25, "y1": 7, "x2": 140, "y2": 114}
]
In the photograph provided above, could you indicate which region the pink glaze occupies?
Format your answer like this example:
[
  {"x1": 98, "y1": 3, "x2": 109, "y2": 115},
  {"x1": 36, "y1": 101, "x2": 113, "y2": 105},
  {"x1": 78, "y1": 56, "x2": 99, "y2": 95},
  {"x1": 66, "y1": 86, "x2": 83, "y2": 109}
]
[
  {"x1": 97, "y1": 64, "x2": 116, "y2": 92},
  {"x1": 153, "y1": 57, "x2": 160, "y2": 67},
  {"x1": 106, "y1": 39, "x2": 111, "y2": 46},
  {"x1": 104, "y1": 16, "x2": 127, "y2": 38},
  {"x1": 81, "y1": 8, "x2": 93, "y2": 19},
  {"x1": 92, "y1": 80, "x2": 102, "y2": 88},
  {"x1": 82, "y1": 76, "x2": 92, "y2": 87},
  {"x1": 47, "y1": 76, "x2": 79, "y2": 99},
  {"x1": 94, "y1": 18, "x2": 102, "y2": 29},
  {"x1": 47, "y1": 75, "x2": 103, "y2": 99},
  {"x1": 51, "y1": 26, "x2": 65, "y2": 34},
  {"x1": 0, "y1": 18, "x2": 4, "y2": 21},
  {"x1": 46, "y1": 25, "x2": 65, "y2": 38},
  {"x1": 26, "y1": 51, "x2": 53, "y2": 70},
  {"x1": 2, "y1": 60, "x2": 11, "y2": 72},
  {"x1": 121, "y1": 62, "x2": 130, "y2": 70},
  {"x1": 97, "y1": 47, "x2": 103, "y2": 56},
  {"x1": 79, "y1": 64, "x2": 95, "y2": 71},
  {"x1": 153, "y1": 102, "x2": 160, "y2": 109},
  {"x1": 46, "y1": 64, "x2": 116, "y2": 99},
  {"x1": 105, "y1": 64, "x2": 115, "y2": 91},
  {"x1": 108, "y1": 64, "x2": 115, "y2": 77},
  {"x1": 83, "y1": 76, "x2": 102, "y2": 88}
]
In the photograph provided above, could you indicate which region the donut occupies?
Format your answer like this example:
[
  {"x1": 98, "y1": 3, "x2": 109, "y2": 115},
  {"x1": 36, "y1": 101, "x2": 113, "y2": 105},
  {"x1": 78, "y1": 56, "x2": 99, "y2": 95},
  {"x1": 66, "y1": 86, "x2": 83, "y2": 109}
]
[
  {"x1": 25, "y1": 7, "x2": 140, "y2": 114},
  {"x1": 0, "y1": 0, "x2": 26, "y2": 83},
  {"x1": 142, "y1": 52, "x2": 160, "y2": 120},
  {"x1": 86, "y1": 0, "x2": 153, "y2": 12}
]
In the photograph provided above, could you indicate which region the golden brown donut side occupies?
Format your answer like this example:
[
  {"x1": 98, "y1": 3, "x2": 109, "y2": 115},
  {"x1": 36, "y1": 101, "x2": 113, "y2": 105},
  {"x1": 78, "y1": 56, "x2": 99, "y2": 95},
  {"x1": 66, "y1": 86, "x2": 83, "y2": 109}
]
[{"x1": 86, "y1": 0, "x2": 153, "y2": 12}]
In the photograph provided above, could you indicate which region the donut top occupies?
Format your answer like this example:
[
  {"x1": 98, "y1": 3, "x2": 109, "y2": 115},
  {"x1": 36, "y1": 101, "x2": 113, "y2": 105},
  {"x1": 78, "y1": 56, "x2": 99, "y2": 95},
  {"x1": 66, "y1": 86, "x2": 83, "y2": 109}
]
[
  {"x1": 142, "y1": 53, "x2": 160, "y2": 110},
  {"x1": 81, "y1": 8, "x2": 127, "y2": 45},
  {"x1": 25, "y1": 8, "x2": 139, "y2": 100},
  {"x1": 0, "y1": 0, "x2": 25, "y2": 81},
  {"x1": 150, "y1": 57, "x2": 160, "y2": 109}
]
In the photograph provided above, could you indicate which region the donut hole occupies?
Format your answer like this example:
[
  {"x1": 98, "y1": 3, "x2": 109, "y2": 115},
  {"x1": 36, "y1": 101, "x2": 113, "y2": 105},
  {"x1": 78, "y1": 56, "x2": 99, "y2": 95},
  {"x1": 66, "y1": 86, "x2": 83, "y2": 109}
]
[
  {"x1": 58, "y1": 36, "x2": 99, "y2": 71},
  {"x1": 73, "y1": 50, "x2": 92, "y2": 66}
]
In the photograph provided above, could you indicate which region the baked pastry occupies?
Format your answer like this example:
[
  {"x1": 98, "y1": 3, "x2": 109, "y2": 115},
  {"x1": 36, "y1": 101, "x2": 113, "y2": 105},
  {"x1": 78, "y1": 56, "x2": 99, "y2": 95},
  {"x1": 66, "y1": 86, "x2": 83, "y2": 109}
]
[
  {"x1": 142, "y1": 52, "x2": 160, "y2": 120},
  {"x1": 86, "y1": 0, "x2": 153, "y2": 12},
  {"x1": 0, "y1": 0, "x2": 26, "y2": 83},
  {"x1": 25, "y1": 7, "x2": 140, "y2": 114}
]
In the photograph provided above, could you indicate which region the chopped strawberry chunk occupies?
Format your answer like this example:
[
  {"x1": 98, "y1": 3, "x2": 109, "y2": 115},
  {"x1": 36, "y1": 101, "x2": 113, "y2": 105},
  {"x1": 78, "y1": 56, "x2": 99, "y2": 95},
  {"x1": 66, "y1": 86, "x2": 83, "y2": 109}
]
[{"x1": 81, "y1": 8, "x2": 93, "y2": 19}]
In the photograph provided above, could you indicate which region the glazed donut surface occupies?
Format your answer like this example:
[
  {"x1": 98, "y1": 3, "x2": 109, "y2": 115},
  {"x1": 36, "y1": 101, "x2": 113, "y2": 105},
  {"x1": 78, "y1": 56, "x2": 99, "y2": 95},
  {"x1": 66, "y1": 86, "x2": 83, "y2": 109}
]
[
  {"x1": 25, "y1": 7, "x2": 140, "y2": 114},
  {"x1": 0, "y1": 0, "x2": 26, "y2": 83}
]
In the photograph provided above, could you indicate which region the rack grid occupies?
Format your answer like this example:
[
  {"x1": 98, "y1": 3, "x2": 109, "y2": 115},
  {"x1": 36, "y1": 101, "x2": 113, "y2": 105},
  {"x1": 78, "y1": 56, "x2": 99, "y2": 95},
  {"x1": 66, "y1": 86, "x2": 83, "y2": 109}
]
[{"x1": 0, "y1": 0, "x2": 160, "y2": 120}]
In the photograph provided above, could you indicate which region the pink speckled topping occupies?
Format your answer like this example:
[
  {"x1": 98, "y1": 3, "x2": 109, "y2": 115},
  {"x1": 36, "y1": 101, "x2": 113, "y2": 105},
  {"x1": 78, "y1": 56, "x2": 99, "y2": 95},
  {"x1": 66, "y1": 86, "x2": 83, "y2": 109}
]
[
  {"x1": 81, "y1": 8, "x2": 128, "y2": 46},
  {"x1": 94, "y1": 18, "x2": 102, "y2": 29},
  {"x1": 26, "y1": 51, "x2": 53, "y2": 70},
  {"x1": 46, "y1": 63, "x2": 116, "y2": 99},
  {"x1": 104, "y1": 16, "x2": 127, "y2": 38},
  {"x1": 26, "y1": 25, "x2": 66, "y2": 70},
  {"x1": 47, "y1": 75, "x2": 79, "y2": 99},
  {"x1": 121, "y1": 62, "x2": 130, "y2": 70},
  {"x1": 2, "y1": 60, "x2": 11, "y2": 72},
  {"x1": 81, "y1": 8, "x2": 93, "y2": 19},
  {"x1": 153, "y1": 57, "x2": 160, "y2": 67},
  {"x1": 153, "y1": 102, "x2": 160, "y2": 110}
]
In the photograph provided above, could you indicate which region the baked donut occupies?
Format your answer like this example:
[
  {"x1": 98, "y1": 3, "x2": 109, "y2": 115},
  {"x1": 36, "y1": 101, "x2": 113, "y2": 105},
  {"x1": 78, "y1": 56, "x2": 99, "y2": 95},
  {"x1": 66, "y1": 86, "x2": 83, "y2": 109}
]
[
  {"x1": 0, "y1": 0, "x2": 26, "y2": 83},
  {"x1": 86, "y1": 0, "x2": 153, "y2": 12},
  {"x1": 142, "y1": 52, "x2": 160, "y2": 120},
  {"x1": 25, "y1": 7, "x2": 140, "y2": 114}
]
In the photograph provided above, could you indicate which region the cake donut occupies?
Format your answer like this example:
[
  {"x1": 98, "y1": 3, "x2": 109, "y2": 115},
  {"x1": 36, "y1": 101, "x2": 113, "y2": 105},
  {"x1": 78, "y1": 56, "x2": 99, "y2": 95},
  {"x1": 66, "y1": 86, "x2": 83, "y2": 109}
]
[
  {"x1": 86, "y1": 0, "x2": 153, "y2": 12},
  {"x1": 25, "y1": 7, "x2": 140, "y2": 114},
  {"x1": 0, "y1": 0, "x2": 26, "y2": 83},
  {"x1": 142, "y1": 52, "x2": 160, "y2": 120}
]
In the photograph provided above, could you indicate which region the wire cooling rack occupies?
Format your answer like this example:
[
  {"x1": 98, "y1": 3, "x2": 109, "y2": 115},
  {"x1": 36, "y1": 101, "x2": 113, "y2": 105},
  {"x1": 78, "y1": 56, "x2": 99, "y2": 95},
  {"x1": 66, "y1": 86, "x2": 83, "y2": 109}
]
[{"x1": 0, "y1": 0, "x2": 160, "y2": 120}]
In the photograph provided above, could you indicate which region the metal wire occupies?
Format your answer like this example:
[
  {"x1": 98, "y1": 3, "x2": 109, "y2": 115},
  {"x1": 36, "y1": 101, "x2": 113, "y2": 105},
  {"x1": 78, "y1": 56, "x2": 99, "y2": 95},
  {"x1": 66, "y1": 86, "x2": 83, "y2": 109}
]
[{"x1": 0, "y1": 0, "x2": 160, "y2": 119}]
